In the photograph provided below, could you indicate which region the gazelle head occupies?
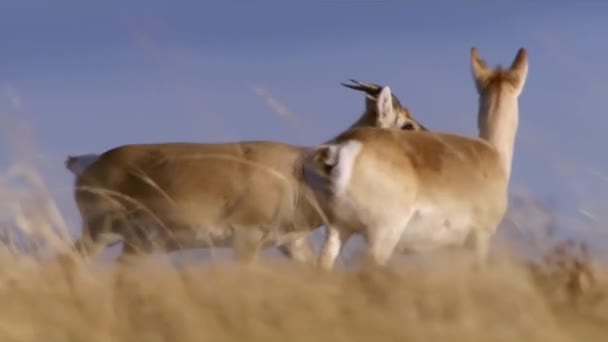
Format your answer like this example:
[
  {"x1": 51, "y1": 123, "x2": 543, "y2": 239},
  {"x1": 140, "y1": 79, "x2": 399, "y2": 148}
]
[
  {"x1": 470, "y1": 47, "x2": 528, "y2": 180},
  {"x1": 342, "y1": 79, "x2": 428, "y2": 131}
]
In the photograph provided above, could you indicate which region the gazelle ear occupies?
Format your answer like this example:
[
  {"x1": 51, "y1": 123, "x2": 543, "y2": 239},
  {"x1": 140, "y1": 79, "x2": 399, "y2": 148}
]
[
  {"x1": 507, "y1": 48, "x2": 529, "y2": 96},
  {"x1": 375, "y1": 86, "x2": 396, "y2": 128},
  {"x1": 470, "y1": 47, "x2": 492, "y2": 92}
]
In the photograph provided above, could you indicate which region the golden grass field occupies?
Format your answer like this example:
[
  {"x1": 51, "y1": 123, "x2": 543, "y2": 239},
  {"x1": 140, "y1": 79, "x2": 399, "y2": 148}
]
[{"x1": 0, "y1": 245, "x2": 605, "y2": 342}]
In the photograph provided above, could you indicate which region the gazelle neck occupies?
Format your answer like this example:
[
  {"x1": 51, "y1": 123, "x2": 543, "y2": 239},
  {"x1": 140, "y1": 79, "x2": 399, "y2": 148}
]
[
  {"x1": 348, "y1": 111, "x2": 375, "y2": 129},
  {"x1": 477, "y1": 89, "x2": 519, "y2": 182}
]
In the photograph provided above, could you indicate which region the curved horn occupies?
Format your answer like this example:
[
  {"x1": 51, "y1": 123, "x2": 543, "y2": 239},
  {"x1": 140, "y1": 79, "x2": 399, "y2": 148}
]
[
  {"x1": 342, "y1": 79, "x2": 420, "y2": 128},
  {"x1": 340, "y1": 79, "x2": 385, "y2": 97}
]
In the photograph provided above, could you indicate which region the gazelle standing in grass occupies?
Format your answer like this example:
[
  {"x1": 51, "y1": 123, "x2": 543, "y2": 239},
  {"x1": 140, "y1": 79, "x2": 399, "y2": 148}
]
[
  {"x1": 62, "y1": 80, "x2": 428, "y2": 265},
  {"x1": 304, "y1": 47, "x2": 528, "y2": 270}
]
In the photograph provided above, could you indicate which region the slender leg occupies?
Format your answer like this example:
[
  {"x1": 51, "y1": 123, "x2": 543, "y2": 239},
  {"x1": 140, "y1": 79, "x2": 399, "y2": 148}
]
[
  {"x1": 277, "y1": 233, "x2": 316, "y2": 264},
  {"x1": 116, "y1": 241, "x2": 142, "y2": 265},
  {"x1": 68, "y1": 215, "x2": 116, "y2": 262},
  {"x1": 112, "y1": 241, "x2": 142, "y2": 295},
  {"x1": 366, "y1": 227, "x2": 403, "y2": 267},
  {"x1": 464, "y1": 227, "x2": 493, "y2": 270},
  {"x1": 318, "y1": 225, "x2": 352, "y2": 271},
  {"x1": 56, "y1": 217, "x2": 116, "y2": 292},
  {"x1": 365, "y1": 212, "x2": 413, "y2": 267},
  {"x1": 233, "y1": 230, "x2": 264, "y2": 264}
]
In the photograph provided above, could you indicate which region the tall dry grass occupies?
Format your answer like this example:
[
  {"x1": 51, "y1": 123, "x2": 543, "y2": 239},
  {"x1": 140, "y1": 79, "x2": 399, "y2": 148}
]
[{"x1": 0, "y1": 244, "x2": 605, "y2": 342}]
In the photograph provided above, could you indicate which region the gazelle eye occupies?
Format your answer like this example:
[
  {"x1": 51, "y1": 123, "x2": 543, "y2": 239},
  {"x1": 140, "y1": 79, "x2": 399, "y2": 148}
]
[{"x1": 401, "y1": 122, "x2": 415, "y2": 130}]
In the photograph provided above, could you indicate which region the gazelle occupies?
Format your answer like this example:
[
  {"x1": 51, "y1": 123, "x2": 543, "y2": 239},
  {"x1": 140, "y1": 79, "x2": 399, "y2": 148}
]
[
  {"x1": 62, "y1": 80, "x2": 428, "y2": 264},
  {"x1": 304, "y1": 47, "x2": 528, "y2": 270}
]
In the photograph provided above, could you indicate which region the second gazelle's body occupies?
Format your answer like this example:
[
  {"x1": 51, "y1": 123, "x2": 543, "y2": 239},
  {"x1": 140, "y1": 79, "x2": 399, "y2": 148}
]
[
  {"x1": 305, "y1": 48, "x2": 529, "y2": 270},
  {"x1": 64, "y1": 80, "x2": 427, "y2": 264}
]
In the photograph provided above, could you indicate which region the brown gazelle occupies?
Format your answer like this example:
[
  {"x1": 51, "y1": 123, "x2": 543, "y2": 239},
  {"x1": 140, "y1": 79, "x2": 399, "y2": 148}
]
[
  {"x1": 62, "y1": 80, "x2": 428, "y2": 264},
  {"x1": 304, "y1": 47, "x2": 528, "y2": 270}
]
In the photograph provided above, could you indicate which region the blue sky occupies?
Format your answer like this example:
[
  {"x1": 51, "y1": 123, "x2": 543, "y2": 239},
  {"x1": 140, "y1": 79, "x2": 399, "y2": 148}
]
[{"x1": 0, "y1": 1, "x2": 607, "y2": 253}]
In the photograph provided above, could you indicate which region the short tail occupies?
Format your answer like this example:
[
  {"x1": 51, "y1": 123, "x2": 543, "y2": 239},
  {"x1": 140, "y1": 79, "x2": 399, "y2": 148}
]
[
  {"x1": 311, "y1": 144, "x2": 340, "y2": 177},
  {"x1": 303, "y1": 144, "x2": 338, "y2": 191},
  {"x1": 65, "y1": 153, "x2": 99, "y2": 176}
]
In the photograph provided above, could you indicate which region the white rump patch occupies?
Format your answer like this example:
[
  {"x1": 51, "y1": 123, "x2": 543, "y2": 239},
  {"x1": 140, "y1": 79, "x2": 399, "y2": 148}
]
[
  {"x1": 319, "y1": 144, "x2": 339, "y2": 167},
  {"x1": 330, "y1": 140, "x2": 362, "y2": 196}
]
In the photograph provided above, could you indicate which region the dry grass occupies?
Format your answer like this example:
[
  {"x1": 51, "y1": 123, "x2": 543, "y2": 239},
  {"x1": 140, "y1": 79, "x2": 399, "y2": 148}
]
[{"x1": 0, "y1": 249, "x2": 604, "y2": 342}]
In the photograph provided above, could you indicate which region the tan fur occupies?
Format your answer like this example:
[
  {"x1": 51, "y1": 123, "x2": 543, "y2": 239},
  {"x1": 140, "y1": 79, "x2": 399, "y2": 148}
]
[
  {"x1": 306, "y1": 48, "x2": 528, "y2": 270},
  {"x1": 64, "y1": 81, "x2": 427, "y2": 264}
]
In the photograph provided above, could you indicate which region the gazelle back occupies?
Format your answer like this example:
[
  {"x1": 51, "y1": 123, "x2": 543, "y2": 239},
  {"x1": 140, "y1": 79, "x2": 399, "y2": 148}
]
[
  {"x1": 63, "y1": 80, "x2": 428, "y2": 264},
  {"x1": 304, "y1": 48, "x2": 528, "y2": 270}
]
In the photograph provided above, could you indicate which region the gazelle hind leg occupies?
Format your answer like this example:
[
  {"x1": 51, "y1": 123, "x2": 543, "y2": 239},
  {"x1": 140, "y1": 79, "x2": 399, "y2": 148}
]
[
  {"x1": 116, "y1": 240, "x2": 145, "y2": 265},
  {"x1": 56, "y1": 215, "x2": 121, "y2": 271},
  {"x1": 365, "y1": 211, "x2": 414, "y2": 267},
  {"x1": 233, "y1": 229, "x2": 265, "y2": 264},
  {"x1": 464, "y1": 227, "x2": 493, "y2": 270},
  {"x1": 76, "y1": 216, "x2": 122, "y2": 259},
  {"x1": 318, "y1": 225, "x2": 352, "y2": 271},
  {"x1": 277, "y1": 233, "x2": 316, "y2": 264}
]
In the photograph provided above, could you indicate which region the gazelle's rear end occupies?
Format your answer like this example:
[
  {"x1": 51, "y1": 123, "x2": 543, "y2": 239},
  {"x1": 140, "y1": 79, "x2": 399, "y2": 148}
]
[{"x1": 305, "y1": 47, "x2": 529, "y2": 270}]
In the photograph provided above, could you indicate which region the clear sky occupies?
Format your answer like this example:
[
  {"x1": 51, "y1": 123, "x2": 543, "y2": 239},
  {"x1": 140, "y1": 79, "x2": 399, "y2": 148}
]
[{"x1": 1, "y1": 1, "x2": 607, "y2": 255}]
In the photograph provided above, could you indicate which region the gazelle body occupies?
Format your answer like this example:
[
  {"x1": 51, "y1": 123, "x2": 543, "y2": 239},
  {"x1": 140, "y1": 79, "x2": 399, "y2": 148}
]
[
  {"x1": 64, "y1": 80, "x2": 427, "y2": 264},
  {"x1": 305, "y1": 48, "x2": 528, "y2": 270}
]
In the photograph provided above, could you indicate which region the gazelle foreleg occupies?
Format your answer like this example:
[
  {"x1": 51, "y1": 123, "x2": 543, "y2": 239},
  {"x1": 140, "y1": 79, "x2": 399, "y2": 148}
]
[
  {"x1": 364, "y1": 210, "x2": 415, "y2": 268},
  {"x1": 464, "y1": 226, "x2": 494, "y2": 269}
]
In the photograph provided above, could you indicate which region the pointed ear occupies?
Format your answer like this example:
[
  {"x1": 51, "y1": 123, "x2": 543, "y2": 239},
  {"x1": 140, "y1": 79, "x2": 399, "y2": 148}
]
[
  {"x1": 470, "y1": 47, "x2": 492, "y2": 92},
  {"x1": 507, "y1": 48, "x2": 528, "y2": 96},
  {"x1": 376, "y1": 86, "x2": 396, "y2": 128}
]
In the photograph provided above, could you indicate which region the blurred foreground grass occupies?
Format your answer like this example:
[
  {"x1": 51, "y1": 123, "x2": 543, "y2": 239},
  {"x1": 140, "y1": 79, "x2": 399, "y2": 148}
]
[{"x1": 0, "y1": 247, "x2": 605, "y2": 342}]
